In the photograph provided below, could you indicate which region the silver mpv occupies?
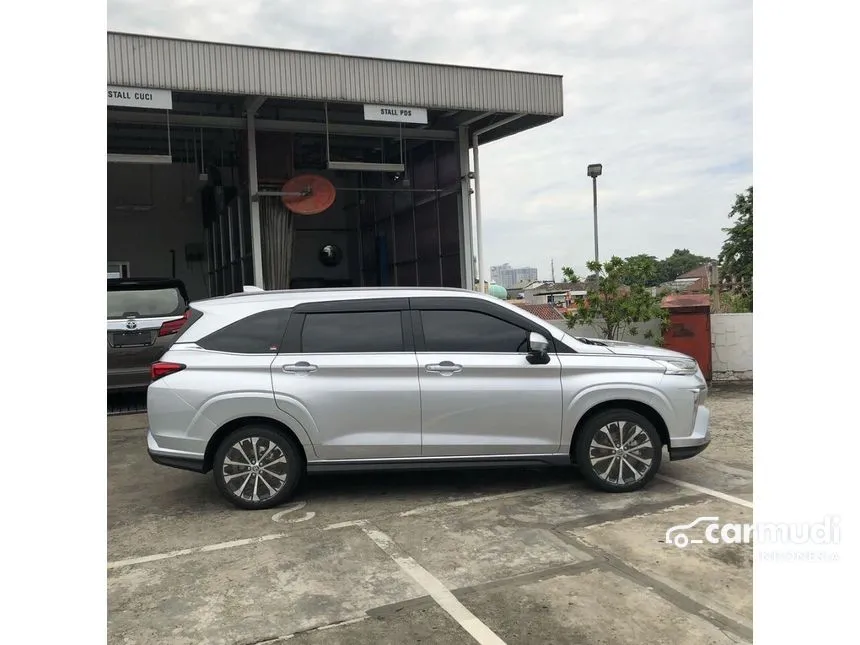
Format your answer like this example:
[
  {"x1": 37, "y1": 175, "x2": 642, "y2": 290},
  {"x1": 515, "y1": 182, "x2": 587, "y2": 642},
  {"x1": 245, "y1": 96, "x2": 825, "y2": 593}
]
[{"x1": 147, "y1": 287, "x2": 711, "y2": 510}]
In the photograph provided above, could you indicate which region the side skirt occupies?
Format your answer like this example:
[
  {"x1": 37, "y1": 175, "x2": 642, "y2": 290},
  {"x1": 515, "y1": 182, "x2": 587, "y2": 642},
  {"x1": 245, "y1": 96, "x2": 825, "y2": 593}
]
[{"x1": 306, "y1": 453, "x2": 573, "y2": 474}]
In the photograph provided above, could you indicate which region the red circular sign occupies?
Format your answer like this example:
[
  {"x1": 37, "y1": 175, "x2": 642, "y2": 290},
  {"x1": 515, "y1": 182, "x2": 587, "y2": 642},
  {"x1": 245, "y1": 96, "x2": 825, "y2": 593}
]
[{"x1": 281, "y1": 174, "x2": 337, "y2": 215}]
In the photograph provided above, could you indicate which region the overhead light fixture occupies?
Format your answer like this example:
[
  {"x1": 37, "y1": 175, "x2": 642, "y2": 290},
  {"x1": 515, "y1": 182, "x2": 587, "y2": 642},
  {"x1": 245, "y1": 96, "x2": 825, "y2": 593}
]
[
  {"x1": 327, "y1": 161, "x2": 405, "y2": 173},
  {"x1": 107, "y1": 153, "x2": 173, "y2": 165}
]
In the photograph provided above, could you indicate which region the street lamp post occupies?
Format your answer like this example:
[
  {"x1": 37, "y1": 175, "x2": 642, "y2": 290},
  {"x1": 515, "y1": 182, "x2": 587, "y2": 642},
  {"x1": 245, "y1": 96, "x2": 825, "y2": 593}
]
[{"x1": 587, "y1": 164, "x2": 603, "y2": 270}]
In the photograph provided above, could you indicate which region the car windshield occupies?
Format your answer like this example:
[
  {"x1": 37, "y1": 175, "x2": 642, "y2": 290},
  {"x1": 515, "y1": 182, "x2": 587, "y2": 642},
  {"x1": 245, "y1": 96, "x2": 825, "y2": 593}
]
[{"x1": 107, "y1": 287, "x2": 184, "y2": 319}]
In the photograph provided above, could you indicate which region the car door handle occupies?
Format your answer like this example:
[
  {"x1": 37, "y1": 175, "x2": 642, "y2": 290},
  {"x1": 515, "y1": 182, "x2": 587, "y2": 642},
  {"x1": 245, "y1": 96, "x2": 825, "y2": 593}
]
[
  {"x1": 282, "y1": 362, "x2": 318, "y2": 374},
  {"x1": 425, "y1": 362, "x2": 462, "y2": 375}
]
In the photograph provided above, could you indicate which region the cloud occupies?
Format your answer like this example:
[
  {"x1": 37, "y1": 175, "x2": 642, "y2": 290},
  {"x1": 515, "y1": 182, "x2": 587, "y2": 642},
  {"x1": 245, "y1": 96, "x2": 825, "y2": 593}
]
[{"x1": 108, "y1": 0, "x2": 752, "y2": 280}]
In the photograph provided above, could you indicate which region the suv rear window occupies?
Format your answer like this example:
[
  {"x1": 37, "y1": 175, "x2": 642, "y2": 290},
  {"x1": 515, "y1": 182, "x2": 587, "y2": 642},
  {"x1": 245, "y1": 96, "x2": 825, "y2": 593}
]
[
  {"x1": 107, "y1": 287, "x2": 185, "y2": 320},
  {"x1": 198, "y1": 309, "x2": 291, "y2": 354}
]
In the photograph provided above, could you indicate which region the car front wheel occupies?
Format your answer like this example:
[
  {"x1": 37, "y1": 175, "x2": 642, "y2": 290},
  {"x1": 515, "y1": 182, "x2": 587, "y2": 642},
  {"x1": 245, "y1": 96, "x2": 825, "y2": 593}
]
[
  {"x1": 574, "y1": 409, "x2": 662, "y2": 493},
  {"x1": 213, "y1": 425, "x2": 303, "y2": 510}
]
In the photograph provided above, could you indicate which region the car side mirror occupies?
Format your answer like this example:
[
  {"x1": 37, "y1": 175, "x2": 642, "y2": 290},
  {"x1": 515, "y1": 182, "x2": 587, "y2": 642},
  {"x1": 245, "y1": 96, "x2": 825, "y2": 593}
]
[{"x1": 526, "y1": 332, "x2": 551, "y2": 365}]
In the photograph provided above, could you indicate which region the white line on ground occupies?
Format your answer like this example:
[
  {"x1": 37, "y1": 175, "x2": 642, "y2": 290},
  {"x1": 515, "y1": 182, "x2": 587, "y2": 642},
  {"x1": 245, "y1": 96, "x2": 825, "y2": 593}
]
[
  {"x1": 400, "y1": 484, "x2": 571, "y2": 517},
  {"x1": 323, "y1": 519, "x2": 366, "y2": 531},
  {"x1": 107, "y1": 532, "x2": 295, "y2": 570},
  {"x1": 109, "y1": 476, "x2": 736, "y2": 570},
  {"x1": 357, "y1": 520, "x2": 507, "y2": 645},
  {"x1": 656, "y1": 475, "x2": 753, "y2": 509},
  {"x1": 698, "y1": 457, "x2": 753, "y2": 478}
]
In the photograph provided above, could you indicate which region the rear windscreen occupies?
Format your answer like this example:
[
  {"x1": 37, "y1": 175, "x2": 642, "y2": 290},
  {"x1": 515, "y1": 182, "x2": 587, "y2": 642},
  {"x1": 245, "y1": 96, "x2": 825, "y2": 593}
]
[{"x1": 107, "y1": 288, "x2": 185, "y2": 320}]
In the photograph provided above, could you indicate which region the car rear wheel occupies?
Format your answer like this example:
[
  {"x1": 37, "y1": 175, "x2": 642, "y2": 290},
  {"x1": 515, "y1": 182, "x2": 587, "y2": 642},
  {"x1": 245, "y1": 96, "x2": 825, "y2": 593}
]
[
  {"x1": 574, "y1": 409, "x2": 662, "y2": 493},
  {"x1": 213, "y1": 426, "x2": 303, "y2": 510}
]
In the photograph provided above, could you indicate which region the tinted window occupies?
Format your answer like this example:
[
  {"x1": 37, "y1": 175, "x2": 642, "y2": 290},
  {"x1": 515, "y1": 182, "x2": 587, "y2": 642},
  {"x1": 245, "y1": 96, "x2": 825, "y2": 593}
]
[
  {"x1": 301, "y1": 312, "x2": 403, "y2": 353},
  {"x1": 420, "y1": 310, "x2": 529, "y2": 353},
  {"x1": 107, "y1": 288, "x2": 184, "y2": 319},
  {"x1": 198, "y1": 309, "x2": 290, "y2": 354}
]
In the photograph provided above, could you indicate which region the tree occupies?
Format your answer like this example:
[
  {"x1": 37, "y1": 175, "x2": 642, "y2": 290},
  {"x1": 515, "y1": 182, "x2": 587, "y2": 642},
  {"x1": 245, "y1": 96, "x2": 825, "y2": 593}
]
[
  {"x1": 622, "y1": 254, "x2": 660, "y2": 286},
  {"x1": 618, "y1": 251, "x2": 713, "y2": 287},
  {"x1": 718, "y1": 186, "x2": 753, "y2": 310},
  {"x1": 560, "y1": 266, "x2": 580, "y2": 283},
  {"x1": 655, "y1": 249, "x2": 714, "y2": 285},
  {"x1": 564, "y1": 256, "x2": 669, "y2": 342}
]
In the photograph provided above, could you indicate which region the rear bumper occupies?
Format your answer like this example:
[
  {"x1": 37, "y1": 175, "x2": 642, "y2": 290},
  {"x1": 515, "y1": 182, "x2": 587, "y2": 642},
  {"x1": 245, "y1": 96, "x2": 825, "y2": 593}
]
[
  {"x1": 107, "y1": 367, "x2": 151, "y2": 392},
  {"x1": 147, "y1": 430, "x2": 206, "y2": 473},
  {"x1": 669, "y1": 405, "x2": 711, "y2": 461}
]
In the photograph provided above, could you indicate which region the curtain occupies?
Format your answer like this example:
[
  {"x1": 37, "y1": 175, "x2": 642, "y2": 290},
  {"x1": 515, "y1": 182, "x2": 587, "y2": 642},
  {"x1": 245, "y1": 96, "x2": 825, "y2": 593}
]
[{"x1": 259, "y1": 196, "x2": 295, "y2": 290}]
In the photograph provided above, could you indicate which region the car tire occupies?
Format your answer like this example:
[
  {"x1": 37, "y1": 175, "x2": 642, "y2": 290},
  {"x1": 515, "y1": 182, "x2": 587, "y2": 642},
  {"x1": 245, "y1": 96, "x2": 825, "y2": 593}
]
[
  {"x1": 213, "y1": 425, "x2": 304, "y2": 510},
  {"x1": 574, "y1": 409, "x2": 662, "y2": 493}
]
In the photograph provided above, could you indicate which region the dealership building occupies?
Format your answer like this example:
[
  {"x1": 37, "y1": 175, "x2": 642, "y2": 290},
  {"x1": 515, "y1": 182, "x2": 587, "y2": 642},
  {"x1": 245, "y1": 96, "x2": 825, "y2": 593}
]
[{"x1": 107, "y1": 32, "x2": 563, "y2": 300}]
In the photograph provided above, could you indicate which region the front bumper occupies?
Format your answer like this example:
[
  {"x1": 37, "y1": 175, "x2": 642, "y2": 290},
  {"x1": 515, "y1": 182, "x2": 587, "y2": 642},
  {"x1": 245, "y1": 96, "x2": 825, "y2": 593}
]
[
  {"x1": 147, "y1": 430, "x2": 206, "y2": 473},
  {"x1": 669, "y1": 405, "x2": 711, "y2": 461}
]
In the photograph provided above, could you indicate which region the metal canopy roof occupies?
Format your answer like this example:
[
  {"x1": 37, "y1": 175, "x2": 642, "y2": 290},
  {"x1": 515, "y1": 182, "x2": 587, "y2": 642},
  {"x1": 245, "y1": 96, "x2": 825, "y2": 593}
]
[{"x1": 107, "y1": 32, "x2": 564, "y2": 119}]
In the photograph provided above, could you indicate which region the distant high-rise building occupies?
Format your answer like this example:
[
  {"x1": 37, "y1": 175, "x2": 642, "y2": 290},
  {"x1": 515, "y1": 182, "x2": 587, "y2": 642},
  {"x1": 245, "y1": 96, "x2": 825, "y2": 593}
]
[{"x1": 490, "y1": 263, "x2": 539, "y2": 289}]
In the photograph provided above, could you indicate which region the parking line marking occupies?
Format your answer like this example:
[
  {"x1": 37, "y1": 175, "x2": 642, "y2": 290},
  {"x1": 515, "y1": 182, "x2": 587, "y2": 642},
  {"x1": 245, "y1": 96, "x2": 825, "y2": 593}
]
[
  {"x1": 108, "y1": 532, "x2": 295, "y2": 570},
  {"x1": 400, "y1": 484, "x2": 571, "y2": 517},
  {"x1": 357, "y1": 521, "x2": 507, "y2": 645},
  {"x1": 698, "y1": 458, "x2": 753, "y2": 478},
  {"x1": 323, "y1": 519, "x2": 366, "y2": 531},
  {"x1": 656, "y1": 475, "x2": 753, "y2": 509}
]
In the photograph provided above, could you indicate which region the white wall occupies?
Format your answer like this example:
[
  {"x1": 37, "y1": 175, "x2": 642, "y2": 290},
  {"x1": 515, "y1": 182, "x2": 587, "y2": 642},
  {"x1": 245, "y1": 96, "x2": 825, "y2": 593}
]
[
  {"x1": 550, "y1": 313, "x2": 754, "y2": 381},
  {"x1": 711, "y1": 313, "x2": 753, "y2": 380}
]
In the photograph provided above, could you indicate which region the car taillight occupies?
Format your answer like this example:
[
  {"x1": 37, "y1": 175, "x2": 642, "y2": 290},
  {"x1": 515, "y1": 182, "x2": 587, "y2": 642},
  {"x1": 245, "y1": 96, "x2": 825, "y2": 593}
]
[
  {"x1": 158, "y1": 310, "x2": 190, "y2": 337},
  {"x1": 151, "y1": 361, "x2": 186, "y2": 381}
]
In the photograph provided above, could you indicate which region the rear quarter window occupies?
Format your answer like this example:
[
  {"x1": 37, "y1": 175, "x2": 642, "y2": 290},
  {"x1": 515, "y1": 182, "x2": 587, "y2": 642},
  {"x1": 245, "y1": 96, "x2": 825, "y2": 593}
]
[{"x1": 197, "y1": 309, "x2": 291, "y2": 354}]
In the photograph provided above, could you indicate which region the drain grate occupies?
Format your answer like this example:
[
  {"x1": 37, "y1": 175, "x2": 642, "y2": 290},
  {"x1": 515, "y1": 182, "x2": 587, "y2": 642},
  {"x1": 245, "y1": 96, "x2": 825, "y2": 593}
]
[{"x1": 107, "y1": 392, "x2": 147, "y2": 416}]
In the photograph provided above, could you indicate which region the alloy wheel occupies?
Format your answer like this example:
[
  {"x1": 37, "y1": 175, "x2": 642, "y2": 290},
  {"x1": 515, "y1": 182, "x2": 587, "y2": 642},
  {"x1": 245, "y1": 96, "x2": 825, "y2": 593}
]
[
  {"x1": 588, "y1": 420, "x2": 655, "y2": 485},
  {"x1": 221, "y1": 436, "x2": 289, "y2": 504}
]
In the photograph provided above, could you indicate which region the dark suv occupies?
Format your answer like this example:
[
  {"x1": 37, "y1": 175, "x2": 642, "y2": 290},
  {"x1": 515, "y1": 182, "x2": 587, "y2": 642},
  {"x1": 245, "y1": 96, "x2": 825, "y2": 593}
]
[{"x1": 107, "y1": 278, "x2": 191, "y2": 392}]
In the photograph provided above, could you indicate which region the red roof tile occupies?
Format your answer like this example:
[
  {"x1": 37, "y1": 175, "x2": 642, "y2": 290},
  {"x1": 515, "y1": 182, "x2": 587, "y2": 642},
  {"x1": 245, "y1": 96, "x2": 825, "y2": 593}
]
[{"x1": 510, "y1": 302, "x2": 565, "y2": 320}]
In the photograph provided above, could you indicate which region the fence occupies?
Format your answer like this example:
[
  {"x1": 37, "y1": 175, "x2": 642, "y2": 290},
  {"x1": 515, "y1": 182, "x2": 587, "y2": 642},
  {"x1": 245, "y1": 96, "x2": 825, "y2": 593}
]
[{"x1": 549, "y1": 312, "x2": 752, "y2": 380}]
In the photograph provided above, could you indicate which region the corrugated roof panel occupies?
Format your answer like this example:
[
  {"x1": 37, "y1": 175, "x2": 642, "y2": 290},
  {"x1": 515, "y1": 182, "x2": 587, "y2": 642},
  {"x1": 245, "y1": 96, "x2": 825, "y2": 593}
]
[{"x1": 108, "y1": 32, "x2": 563, "y2": 116}]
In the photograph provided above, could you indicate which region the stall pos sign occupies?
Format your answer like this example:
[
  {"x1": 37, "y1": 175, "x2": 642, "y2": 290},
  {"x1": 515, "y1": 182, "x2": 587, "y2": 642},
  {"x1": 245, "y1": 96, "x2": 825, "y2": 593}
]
[
  {"x1": 107, "y1": 86, "x2": 173, "y2": 110},
  {"x1": 363, "y1": 104, "x2": 428, "y2": 125}
]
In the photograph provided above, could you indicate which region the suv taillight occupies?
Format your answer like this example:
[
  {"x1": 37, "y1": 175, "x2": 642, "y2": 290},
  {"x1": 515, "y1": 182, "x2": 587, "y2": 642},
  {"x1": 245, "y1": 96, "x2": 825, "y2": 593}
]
[
  {"x1": 158, "y1": 310, "x2": 190, "y2": 337},
  {"x1": 151, "y1": 361, "x2": 186, "y2": 381}
]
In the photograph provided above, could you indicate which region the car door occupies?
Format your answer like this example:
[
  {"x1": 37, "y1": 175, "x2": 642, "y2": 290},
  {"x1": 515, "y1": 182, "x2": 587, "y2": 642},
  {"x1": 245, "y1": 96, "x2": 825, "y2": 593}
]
[
  {"x1": 271, "y1": 298, "x2": 421, "y2": 460},
  {"x1": 411, "y1": 297, "x2": 563, "y2": 457}
]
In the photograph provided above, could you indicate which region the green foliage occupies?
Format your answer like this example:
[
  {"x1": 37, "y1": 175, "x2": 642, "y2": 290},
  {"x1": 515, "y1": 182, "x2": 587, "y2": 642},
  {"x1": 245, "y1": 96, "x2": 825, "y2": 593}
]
[
  {"x1": 718, "y1": 186, "x2": 753, "y2": 310},
  {"x1": 657, "y1": 249, "x2": 714, "y2": 285},
  {"x1": 560, "y1": 266, "x2": 580, "y2": 283},
  {"x1": 564, "y1": 256, "x2": 669, "y2": 341},
  {"x1": 620, "y1": 250, "x2": 714, "y2": 287}
]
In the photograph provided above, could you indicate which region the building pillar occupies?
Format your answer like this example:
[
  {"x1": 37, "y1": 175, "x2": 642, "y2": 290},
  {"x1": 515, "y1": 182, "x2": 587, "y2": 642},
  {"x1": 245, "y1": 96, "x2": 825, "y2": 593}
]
[
  {"x1": 457, "y1": 126, "x2": 475, "y2": 290},
  {"x1": 247, "y1": 112, "x2": 265, "y2": 289}
]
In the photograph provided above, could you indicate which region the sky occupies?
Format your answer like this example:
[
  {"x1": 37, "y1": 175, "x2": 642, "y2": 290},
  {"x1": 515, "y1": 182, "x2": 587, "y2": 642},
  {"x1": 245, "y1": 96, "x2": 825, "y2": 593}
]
[{"x1": 107, "y1": 0, "x2": 752, "y2": 281}]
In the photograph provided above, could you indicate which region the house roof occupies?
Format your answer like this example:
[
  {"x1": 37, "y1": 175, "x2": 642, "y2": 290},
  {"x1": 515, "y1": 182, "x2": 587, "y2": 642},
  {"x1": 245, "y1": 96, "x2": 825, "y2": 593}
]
[
  {"x1": 661, "y1": 293, "x2": 711, "y2": 309},
  {"x1": 107, "y1": 32, "x2": 563, "y2": 143},
  {"x1": 660, "y1": 264, "x2": 713, "y2": 293},
  {"x1": 509, "y1": 278, "x2": 542, "y2": 291},
  {"x1": 528, "y1": 281, "x2": 589, "y2": 295},
  {"x1": 509, "y1": 302, "x2": 565, "y2": 320}
]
